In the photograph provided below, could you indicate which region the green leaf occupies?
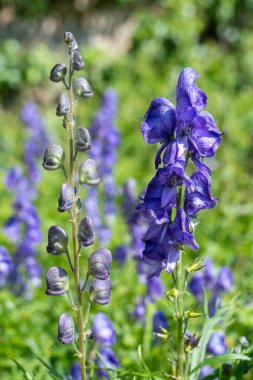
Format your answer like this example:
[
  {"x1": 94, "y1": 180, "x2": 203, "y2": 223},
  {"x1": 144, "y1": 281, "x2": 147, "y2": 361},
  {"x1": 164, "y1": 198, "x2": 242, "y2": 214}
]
[
  {"x1": 12, "y1": 360, "x2": 35, "y2": 380},
  {"x1": 190, "y1": 353, "x2": 251, "y2": 374},
  {"x1": 137, "y1": 345, "x2": 151, "y2": 374},
  {"x1": 35, "y1": 356, "x2": 63, "y2": 379}
]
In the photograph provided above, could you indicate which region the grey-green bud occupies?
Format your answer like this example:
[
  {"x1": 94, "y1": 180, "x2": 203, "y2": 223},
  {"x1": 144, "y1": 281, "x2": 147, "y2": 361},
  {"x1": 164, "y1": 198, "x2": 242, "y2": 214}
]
[
  {"x1": 42, "y1": 144, "x2": 65, "y2": 171},
  {"x1": 64, "y1": 31, "x2": 75, "y2": 44},
  {"x1": 47, "y1": 226, "x2": 68, "y2": 255},
  {"x1": 78, "y1": 216, "x2": 94, "y2": 247},
  {"x1": 73, "y1": 78, "x2": 94, "y2": 98},
  {"x1": 56, "y1": 93, "x2": 70, "y2": 116},
  {"x1": 78, "y1": 159, "x2": 101, "y2": 186},
  {"x1": 89, "y1": 278, "x2": 112, "y2": 305},
  {"x1": 50, "y1": 63, "x2": 67, "y2": 83},
  {"x1": 46, "y1": 266, "x2": 69, "y2": 295},
  {"x1": 58, "y1": 182, "x2": 74, "y2": 212},
  {"x1": 72, "y1": 50, "x2": 85, "y2": 71},
  {"x1": 75, "y1": 126, "x2": 91, "y2": 152},
  {"x1": 88, "y1": 248, "x2": 112, "y2": 280}
]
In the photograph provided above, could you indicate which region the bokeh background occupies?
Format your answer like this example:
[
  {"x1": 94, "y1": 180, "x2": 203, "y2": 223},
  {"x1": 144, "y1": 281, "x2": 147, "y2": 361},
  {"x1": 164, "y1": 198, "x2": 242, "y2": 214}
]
[{"x1": 1, "y1": 0, "x2": 253, "y2": 378}]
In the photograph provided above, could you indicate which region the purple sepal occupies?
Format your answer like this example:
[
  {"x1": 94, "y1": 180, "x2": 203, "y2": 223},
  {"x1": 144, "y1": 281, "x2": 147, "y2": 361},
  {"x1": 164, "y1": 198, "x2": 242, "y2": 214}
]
[
  {"x1": 58, "y1": 312, "x2": 74, "y2": 344},
  {"x1": 207, "y1": 331, "x2": 227, "y2": 356}
]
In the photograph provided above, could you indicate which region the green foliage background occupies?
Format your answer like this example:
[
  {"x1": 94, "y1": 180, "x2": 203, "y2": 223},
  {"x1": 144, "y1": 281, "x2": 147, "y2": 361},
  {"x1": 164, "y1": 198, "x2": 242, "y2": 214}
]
[{"x1": 1, "y1": 0, "x2": 253, "y2": 378}]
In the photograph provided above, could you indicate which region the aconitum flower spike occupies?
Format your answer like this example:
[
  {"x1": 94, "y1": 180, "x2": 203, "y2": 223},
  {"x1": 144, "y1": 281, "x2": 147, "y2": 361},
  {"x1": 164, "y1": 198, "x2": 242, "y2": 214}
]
[
  {"x1": 47, "y1": 226, "x2": 69, "y2": 255},
  {"x1": 58, "y1": 182, "x2": 74, "y2": 212},
  {"x1": 92, "y1": 313, "x2": 116, "y2": 346},
  {"x1": 58, "y1": 312, "x2": 74, "y2": 344},
  {"x1": 72, "y1": 50, "x2": 85, "y2": 71},
  {"x1": 75, "y1": 126, "x2": 91, "y2": 152},
  {"x1": 56, "y1": 93, "x2": 70, "y2": 116},
  {"x1": 77, "y1": 216, "x2": 94, "y2": 247},
  {"x1": 88, "y1": 248, "x2": 112, "y2": 280},
  {"x1": 50, "y1": 63, "x2": 67, "y2": 83},
  {"x1": 42, "y1": 144, "x2": 65, "y2": 171},
  {"x1": 46, "y1": 266, "x2": 69, "y2": 295},
  {"x1": 78, "y1": 159, "x2": 101, "y2": 186},
  {"x1": 89, "y1": 278, "x2": 112, "y2": 305},
  {"x1": 73, "y1": 78, "x2": 94, "y2": 98}
]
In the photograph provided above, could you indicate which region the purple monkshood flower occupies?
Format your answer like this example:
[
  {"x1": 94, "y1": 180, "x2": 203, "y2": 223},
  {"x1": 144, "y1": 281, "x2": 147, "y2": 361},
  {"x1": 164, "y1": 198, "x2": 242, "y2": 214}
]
[
  {"x1": 92, "y1": 313, "x2": 116, "y2": 346},
  {"x1": 85, "y1": 89, "x2": 120, "y2": 244},
  {"x1": 0, "y1": 247, "x2": 13, "y2": 287},
  {"x1": 96, "y1": 347, "x2": 119, "y2": 379},
  {"x1": 137, "y1": 67, "x2": 221, "y2": 279},
  {"x1": 199, "y1": 365, "x2": 216, "y2": 380},
  {"x1": 189, "y1": 258, "x2": 233, "y2": 316},
  {"x1": 207, "y1": 331, "x2": 227, "y2": 356},
  {"x1": 3, "y1": 102, "x2": 48, "y2": 297},
  {"x1": 152, "y1": 310, "x2": 168, "y2": 334},
  {"x1": 141, "y1": 68, "x2": 222, "y2": 171}
]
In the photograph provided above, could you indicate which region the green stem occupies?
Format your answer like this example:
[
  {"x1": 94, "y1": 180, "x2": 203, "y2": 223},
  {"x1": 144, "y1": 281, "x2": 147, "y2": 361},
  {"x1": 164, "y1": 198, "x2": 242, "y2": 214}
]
[
  {"x1": 67, "y1": 55, "x2": 86, "y2": 380},
  {"x1": 66, "y1": 248, "x2": 74, "y2": 272},
  {"x1": 176, "y1": 251, "x2": 185, "y2": 379}
]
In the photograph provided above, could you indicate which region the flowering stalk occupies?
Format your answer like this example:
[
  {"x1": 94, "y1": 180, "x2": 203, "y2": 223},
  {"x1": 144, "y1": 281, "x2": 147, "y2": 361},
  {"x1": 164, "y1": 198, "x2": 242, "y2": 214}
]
[
  {"x1": 137, "y1": 68, "x2": 222, "y2": 378},
  {"x1": 43, "y1": 32, "x2": 112, "y2": 380}
]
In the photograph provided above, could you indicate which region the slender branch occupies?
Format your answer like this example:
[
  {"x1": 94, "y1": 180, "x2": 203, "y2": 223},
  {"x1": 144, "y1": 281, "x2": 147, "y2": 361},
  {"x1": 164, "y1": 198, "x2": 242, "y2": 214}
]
[
  {"x1": 67, "y1": 53, "x2": 86, "y2": 380},
  {"x1": 81, "y1": 273, "x2": 90, "y2": 293},
  {"x1": 67, "y1": 290, "x2": 78, "y2": 311},
  {"x1": 83, "y1": 299, "x2": 91, "y2": 329},
  {"x1": 62, "y1": 164, "x2": 68, "y2": 180},
  {"x1": 66, "y1": 248, "x2": 75, "y2": 272}
]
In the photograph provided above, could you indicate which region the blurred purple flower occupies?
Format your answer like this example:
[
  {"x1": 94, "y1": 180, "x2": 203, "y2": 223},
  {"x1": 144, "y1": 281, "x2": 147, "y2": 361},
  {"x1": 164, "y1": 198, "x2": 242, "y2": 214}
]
[
  {"x1": 207, "y1": 331, "x2": 227, "y2": 356},
  {"x1": 152, "y1": 310, "x2": 168, "y2": 334},
  {"x1": 0, "y1": 247, "x2": 13, "y2": 287},
  {"x1": 92, "y1": 313, "x2": 116, "y2": 346},
  {"x1": 96, "y1": 347, "x2": 119, "y2": 379}
]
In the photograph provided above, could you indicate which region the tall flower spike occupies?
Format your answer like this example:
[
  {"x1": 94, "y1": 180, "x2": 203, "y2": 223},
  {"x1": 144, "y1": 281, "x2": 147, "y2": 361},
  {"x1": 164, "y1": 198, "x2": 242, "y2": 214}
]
[
  {"x1": 46, "y1": 266, "x2": 69, "y2": 295},
  {"x1": 47, "y1": 226, "x2": 69, "y2": 255},
  {"x1": 58, "y1": 312, "x2": 74, "y2": 344}
]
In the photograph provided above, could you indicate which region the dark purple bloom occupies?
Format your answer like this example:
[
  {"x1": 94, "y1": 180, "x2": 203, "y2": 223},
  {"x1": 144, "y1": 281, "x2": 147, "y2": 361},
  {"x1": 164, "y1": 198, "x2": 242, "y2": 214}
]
[
  {"x1": 96, "y1": 347, "x2": 119, "y2": 379},
  {"x1": 47, "y1": 226, "x2": 69, "y2": 255},
  {"x1": 92, "y1": 313, "x2": 116, "y2": 346},
  {"x1": 208, "y1": 292, "x2": 221, "y2": 317},
  {"x1": 185, "y1": 171, "x2": 218, "y2": 216},
  {"x1": 152, "y1": 310, "x2": 168, "y2": 334},
  {"x1": 3, "y1": 216, "x2": 21, "y2": 242},
  {"x1": 78, "y1": 217, "x2": 94, "y2": 247},
  {"x1": 65, "y1": 362, "x2": 81, "y2": 380},
  {"x1": 147, "y1": 277, "x2": 165, "y2": 302},
  {"x1": 170, "y1": 207, "x2": 198, "y2": 251},
  {"x1": 207, "y1": 331, "x2": 227, "y2": 356},
  {"x1": 58, "y1": 182, "x2": 74, "y2": 212},
  {"x1": 199, "y1": 365, "x2": 216, "y2": 380},
  {"x1": 58, "y1": 313, "x2": 74, "y2": 344},
  {"x1": 114, "y1": 245, "x2": 128, "y2": 266},
  {"x1": 141, "y1": 97, "x2": 176, "y2": 144},
  {"x1": 0, "y1": 247, "x2": 13, "y2": 287},
  {"x1": 176, "y1": 67, "x2": 207, "y2": 112},
  {"x1": 216, "y1": 267, "x2": 233, "y2": 292}
]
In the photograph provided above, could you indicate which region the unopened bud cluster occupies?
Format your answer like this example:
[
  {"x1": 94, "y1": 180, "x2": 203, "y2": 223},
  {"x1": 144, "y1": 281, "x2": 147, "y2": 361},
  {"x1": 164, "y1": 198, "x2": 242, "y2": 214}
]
[{"x1": 42, "y1": 32, "x2": 113, "y2": 377}]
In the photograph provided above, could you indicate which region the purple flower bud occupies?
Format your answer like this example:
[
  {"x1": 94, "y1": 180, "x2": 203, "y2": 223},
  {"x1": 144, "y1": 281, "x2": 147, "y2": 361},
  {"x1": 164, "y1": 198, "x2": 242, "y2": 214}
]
[
  {"x1": 75, "y1": 126, "x2": 91, "y2": 152},
  {"x1": 73, "y1": 78, "x2": 94, "y2": 98},
  {"x1": 78, "y1": 217, "x2": 94, "y2": 247},
  {"x1": 88, "y1": 248, "x2": 112, "y2": 280},
  {"x1": 72, "y1": 50, "x2": 85, "y2": 71},
  {"x1": 47, "y1": 226, "x2": 69, "y2": 255},
  {"x1": 42, "y1": 144, "x2": 65, "y2": 171},
  {"x1": 58, "y1": 312, "x2": 74, "y2": 344},
  {"x1": 207, "y1": 331, "x2": 227, "y2": 356},
  {"x1": 64, "y1": 31, "x2": 75, "y2": 44},
  {"x1": 50, "y1": 63, "x2": 67, "y2": 83},
  {"x1": 58, "y1": 182, "x2": 74, "y2": 212},
  {"x1": 56, "y1": 93, "x2": 70, "y2": 116},
  {"x1": 89, "y1": 278, "x2": 112, "y2": 305},
  {"x1": 78, "y1": 159, "x2": 101, "y2": 186},
  {"x1": 92, "y1": 313, "x2": 116, "y2": 345},
  {"x1": 46, "y1": 266, "x2": 69, "y2": 295}
]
